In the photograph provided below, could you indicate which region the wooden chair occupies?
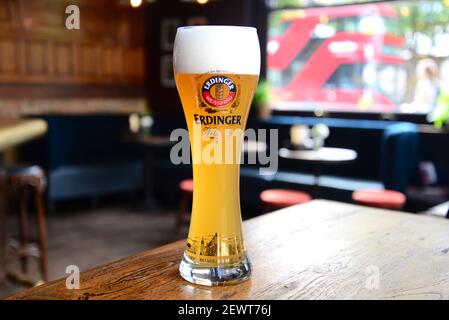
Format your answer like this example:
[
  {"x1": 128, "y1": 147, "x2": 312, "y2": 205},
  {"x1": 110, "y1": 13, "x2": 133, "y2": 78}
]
[
  {"x1": 1, "y1": 165, "x2": 48, "y2": 283},
  {"x1": 0, "y1": 173, "x2": 6, "y2": 286}
]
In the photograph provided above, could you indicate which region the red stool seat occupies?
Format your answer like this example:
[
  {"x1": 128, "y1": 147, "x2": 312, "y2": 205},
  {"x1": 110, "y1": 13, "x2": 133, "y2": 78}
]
[
  {"x1": 176, "y1": 179, "x2": 194, "y2": 233},
  {"x1": 260, "y1": 189, "x2": 312, "y2": 209},
  {"x1": 179, "y1": 179, "x2": 193, "y2": 195},
  {"x1": 352, "y1": 189, "x2": 406, "y2": 210}
]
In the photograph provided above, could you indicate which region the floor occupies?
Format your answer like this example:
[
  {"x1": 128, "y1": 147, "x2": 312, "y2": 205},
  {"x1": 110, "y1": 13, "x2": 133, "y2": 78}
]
[{"x1": 0, "y1": 202, "x2": 187, "y2": 298}]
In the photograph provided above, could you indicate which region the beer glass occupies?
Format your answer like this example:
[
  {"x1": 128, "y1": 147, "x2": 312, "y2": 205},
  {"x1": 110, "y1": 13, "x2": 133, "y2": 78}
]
[{"x1": 174, "y1": 26, "x2": 260, "y2": 286}]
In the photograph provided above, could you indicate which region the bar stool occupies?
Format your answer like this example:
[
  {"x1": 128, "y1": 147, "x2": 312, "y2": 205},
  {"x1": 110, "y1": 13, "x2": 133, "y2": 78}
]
[
  {"x1": 260, "y1": 189, "x2": 312, "y2": 211},
  {"x1": 0, "y1": 174, "x2": 6, "y2": 286},
  {"x1": 176, "y1": 179, "x2": 193, "y2": 233},
  {"x1": 352, "y1": 189, "x2": 406, "y2": 210},
  {"x1": 1, "y1": 164, "x2": 48, "y2": 282}
]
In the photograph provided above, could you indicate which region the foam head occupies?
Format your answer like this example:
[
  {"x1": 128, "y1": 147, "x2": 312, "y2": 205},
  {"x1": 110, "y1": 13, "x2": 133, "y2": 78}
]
[{"x1": 174, "y1": 26, "x2": 260, "y2": 75}]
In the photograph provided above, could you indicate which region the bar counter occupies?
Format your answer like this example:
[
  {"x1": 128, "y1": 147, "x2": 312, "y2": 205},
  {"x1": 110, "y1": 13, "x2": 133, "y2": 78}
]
[{"x1": 5, "y1": 200, "x2": 449, "y2": 300}]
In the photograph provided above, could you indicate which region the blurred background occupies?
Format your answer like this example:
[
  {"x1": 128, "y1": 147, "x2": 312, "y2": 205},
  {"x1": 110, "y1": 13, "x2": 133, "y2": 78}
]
[{"x1": 1, "y1": 0, "x2": 449, "y2": 296}]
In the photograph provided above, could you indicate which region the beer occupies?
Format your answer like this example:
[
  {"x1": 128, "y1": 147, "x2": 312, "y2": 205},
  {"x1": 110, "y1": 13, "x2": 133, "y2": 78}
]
[
  {"x1": 176, "y1": 73, "x2": 258, "y2": 265},
  {"x1": 174, "y1": 26, "x2": 260, "y2": 286}
]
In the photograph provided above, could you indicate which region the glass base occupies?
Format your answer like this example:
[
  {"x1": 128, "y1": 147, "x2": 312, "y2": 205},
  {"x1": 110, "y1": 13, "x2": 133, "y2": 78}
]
[{"x1": 179, "y1": 253, "x2": 251, "y2": 286}]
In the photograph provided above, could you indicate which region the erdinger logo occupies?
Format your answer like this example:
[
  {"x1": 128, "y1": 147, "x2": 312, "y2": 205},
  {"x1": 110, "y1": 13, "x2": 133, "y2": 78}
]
[{"x1": 201, "y1": 76, "x2": 236, "y2": 107}]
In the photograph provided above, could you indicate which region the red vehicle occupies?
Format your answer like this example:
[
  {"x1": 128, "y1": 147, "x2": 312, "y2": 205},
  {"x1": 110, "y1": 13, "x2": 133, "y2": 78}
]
[{"x1": 267, "y1": 3, "x2": 407, "y2": 112}]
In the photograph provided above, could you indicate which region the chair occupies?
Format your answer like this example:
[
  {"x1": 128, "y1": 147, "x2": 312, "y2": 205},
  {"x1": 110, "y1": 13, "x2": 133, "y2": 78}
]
[
  {"x1": 0, "y1": 177, "x2": 6, "y2": 286},
  {"x1": 380, "y1": 123, "x2": 420, "y2": 193},
  {"x1": 420, "y1": 200, "x2": 449, "y2": 219},
  {"x1": 352, "y1": 189, "x2": 406, "y2": 210},
  {"x1": 352, "y1": 123, "x2": 418, "y2": 211},
  {"x1": 176, "y1": 179, "x2": 193, "y2": 233},
  {"x1": 260, "y1": 189, "x2": 312, "y2": 211},
  {"x1": 0, "y1": 164, "x2": 48, "y2": 282}
]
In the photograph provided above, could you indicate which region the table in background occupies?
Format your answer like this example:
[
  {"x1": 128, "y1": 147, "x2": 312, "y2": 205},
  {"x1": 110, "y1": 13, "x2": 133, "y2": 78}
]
[
  {"x1": 279, "y1": 147, "x2": 357, "y2": 198},
  {"x1": 123, "y1": 133, "x2": 175, "y2": 210},
  {"x1": 0, "y1": 120, "x2": 47, "y2": 153},
  {"x1": 242, "y1": 140, "x2": 267, "y2": 153},
  {"x1": 124, "y1": 134, "x2": 267, "y2": 209},
  {"x1": 6, "y1": 199, "x2": 449, "y2": 300},
  {"x1": 424, "y1": 200, "x2": 449, "y2": 219},
  {"x1": 0, "y1": 119, "x2": 48, "y2": 286}
]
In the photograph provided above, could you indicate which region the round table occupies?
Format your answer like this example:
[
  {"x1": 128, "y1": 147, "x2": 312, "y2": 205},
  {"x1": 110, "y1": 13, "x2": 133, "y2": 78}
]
[
  {"x1": 124, "y1": 133, "x2": 268, "y2": 209},
  {"x1": 279, "y1": 147, "x2": 358, "y2": 198},
  {"x1": 123, "y1": 133, "x2": 176, "y2": 210},
  {"x1": 242, "y1": 140, "x2": 267, "y2": 153}
]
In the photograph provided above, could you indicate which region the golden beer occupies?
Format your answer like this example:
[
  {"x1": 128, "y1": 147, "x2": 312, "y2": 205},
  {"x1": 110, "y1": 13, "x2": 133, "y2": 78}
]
[{"x1": 174, "y1": 26, "x2": 260, "y2": 286}]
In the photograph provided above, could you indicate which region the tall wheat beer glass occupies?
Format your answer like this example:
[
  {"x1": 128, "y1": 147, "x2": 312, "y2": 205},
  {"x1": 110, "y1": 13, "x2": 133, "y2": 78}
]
[{"x1": 174, "y1": 26, "x2": 260, "y2": 286}]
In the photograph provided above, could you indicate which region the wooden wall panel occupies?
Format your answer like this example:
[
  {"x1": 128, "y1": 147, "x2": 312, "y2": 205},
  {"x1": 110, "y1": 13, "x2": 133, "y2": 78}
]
[
  {"x1": 102, "y1": 47, "x2": 116, "y2": 79},
  {"x1": 27, "y1": 40, "x2": 47, "y2": 75},
  {"x1": 20, "y1": 2, "x2": 65, "y2": 36},
  {"x1": 0, "y1": 0, "x2": 146, "y2": 89},
  {"x1": 123, "y1": 48, "x2": 144, "y2": 81},
  {"x1": 78, "y1": 44, "x2": 98, "y2": 78},
  {"x1": 0, "y1": 0, "x2": 14, "y2": 28},
  {"x1": 134, "y1": 48, "x2": 145, "y2": 82},
  {"x1": 0, "y1": 37, "x2": 16, "y2": 74},
  {"x1": 53, "y1": 42, "x2": 73, "y2": 76}
]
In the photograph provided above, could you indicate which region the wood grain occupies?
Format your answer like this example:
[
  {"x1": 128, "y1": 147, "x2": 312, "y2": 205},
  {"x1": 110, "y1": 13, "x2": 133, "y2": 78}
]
[
  {"x1": 0, "y1": 98, "x2": 147, "y2": 118},
  {"x1": 0, "y1": 0, "x2": 145, "y2": 86},
  {"x1": 5, "y1": 200, "x2": 449, "y2": 300}
]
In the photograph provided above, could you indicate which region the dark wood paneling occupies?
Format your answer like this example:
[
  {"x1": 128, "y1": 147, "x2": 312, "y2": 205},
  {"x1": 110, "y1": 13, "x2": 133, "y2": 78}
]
[
  {"x1": 53, "y1": 42, "x2": 73, "y2": 76},
  {"x1": 0, "y1": 37, "x2": 17, "y2": 74},
  {"x1": 0, "y1": 0, "x2": 14, "y2": 29},
  {"x1": 0, "y1": 0, "x2": 146, "y2": 96},
  {"x1": 0, "y1": 84, "x2": 144, "y2": 99},
  {"x1": 78, "y1": 44, "x2": 98, "y2": 77},
  {"x1": 27, "y1": 39, "x2": 47, "y2": 75}
]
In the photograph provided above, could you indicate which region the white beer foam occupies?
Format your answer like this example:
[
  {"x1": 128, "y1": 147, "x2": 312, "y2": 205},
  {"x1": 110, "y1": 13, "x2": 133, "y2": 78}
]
[{"x1": 174, "y1": 26, "x2": 260, "y2": 75}]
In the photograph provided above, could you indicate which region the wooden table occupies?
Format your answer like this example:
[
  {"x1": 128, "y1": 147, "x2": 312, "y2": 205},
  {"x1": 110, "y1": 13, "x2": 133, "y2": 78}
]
[
  {"x1": 424, "y1": 200, "x2": 449, "y2": 219},
  {"x1": 124, "y1": 133, "x2": 267, "y2": 209},
  {"x1": 279, "y1": 147, "x2": 357, "y2": 164},
  {"x1": 6, "y1": 199, "x2": 449, "y2": 300},
  {"x1": 0, "y1": 119, "x2": 48, "y2": 286},
  {"x1": 0, "y1": 119, "x2": 48, "y2": 153},
  {"x1": 279, "y1": 147, "x2": 358, "y2": 198}
]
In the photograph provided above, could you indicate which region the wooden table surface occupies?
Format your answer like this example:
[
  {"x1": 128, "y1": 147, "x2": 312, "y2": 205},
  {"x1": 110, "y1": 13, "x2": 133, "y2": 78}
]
[
  {"x1": 5, "y1": 200, "x2": 449, "y2": 300},
  {"x1": 0, "y1": 119, "x2": 48, "y2": 152}
]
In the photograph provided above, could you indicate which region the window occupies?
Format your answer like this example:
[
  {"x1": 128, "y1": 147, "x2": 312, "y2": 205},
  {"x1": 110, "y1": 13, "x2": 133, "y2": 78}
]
[{"x1": 267, "y1": 0, "x2": 449, "y2": 115}]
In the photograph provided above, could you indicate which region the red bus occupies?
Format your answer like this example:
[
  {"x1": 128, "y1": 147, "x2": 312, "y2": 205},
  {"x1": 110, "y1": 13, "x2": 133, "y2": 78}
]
[{"x1": 267, "y1": 3, "x2": 407, "y2": 112}]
